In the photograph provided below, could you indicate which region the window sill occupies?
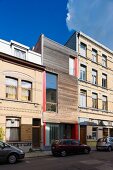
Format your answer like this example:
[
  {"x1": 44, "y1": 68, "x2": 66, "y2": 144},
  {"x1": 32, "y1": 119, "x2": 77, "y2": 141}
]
[{"x1": 1, "y1": 98, "x2": 39, "y2": 105}]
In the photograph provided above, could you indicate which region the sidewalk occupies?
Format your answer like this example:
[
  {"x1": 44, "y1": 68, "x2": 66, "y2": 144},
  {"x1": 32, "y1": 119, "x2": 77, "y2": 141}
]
[
  {"x1": 25, "y1": 150, "x2": 52, "y2": 158},
  {"x1": 25, "y1": 147, "x2": 96, "y2": 158}
]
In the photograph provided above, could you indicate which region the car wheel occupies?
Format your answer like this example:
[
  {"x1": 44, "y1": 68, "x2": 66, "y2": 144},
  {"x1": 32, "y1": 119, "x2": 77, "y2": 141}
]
[
  {"x1": 61, "y1": 150, "x2": 67, "y2": 157},
  {"x1": 84, "y1": 148, "x2": 90, "y2": 154},
  {"x1": 108, "y1": 146, "x2": 112, "y2": 152},
  {"x1": 8, "y1": 154, "x2": 17, "y2": 164}
]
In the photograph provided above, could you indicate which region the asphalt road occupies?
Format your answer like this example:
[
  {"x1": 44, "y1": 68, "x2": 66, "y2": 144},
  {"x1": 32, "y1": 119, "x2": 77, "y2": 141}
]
[{"x1": 1, "y1": 151, "x2": 113, "y2": 170}]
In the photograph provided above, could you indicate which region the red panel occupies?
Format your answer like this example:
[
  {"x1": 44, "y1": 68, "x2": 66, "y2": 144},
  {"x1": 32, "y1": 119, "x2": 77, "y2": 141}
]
[
  {"x1": 75, "y1": 57, "x2": 78, "y2": 78},
  {"x1": 43, "y1": 71, "x2": 46, "y2": 112},
  {"x1": 43, "y1": 122, "x2": 46, "y2": 145}
]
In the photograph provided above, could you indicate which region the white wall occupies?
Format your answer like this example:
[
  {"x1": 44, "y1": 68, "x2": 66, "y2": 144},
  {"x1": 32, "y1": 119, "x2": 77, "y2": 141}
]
[{"x1": 0, "y1": 39, "x2": 41, "y2": 65}]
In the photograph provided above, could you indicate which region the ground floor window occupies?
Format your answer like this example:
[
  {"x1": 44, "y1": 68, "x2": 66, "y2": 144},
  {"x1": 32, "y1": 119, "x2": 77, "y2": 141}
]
[
  {"x1": 6, "y1": 117, "x2": 20, "y2": 141},
  {"x1": 92, "y1": 127, "x2": 97, "y2": 140},
  {"x1": 45, "y1": 123, "x2": 73, "y2": 146}
]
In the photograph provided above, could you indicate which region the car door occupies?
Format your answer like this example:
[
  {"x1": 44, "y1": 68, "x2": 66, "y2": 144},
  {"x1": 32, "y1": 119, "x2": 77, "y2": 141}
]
[
  {"x1": 0, "y1": 142, "x2": 7, "y2": 161},
  {"x1": 0, "y1": 142, "x2": 11, "y2": 161},
  {"x1": 109, "y1": 137, "x2": 113, "y2": 148},
  {"x1": 71, "y1": 140, "x2": 80, "y2": 154}
]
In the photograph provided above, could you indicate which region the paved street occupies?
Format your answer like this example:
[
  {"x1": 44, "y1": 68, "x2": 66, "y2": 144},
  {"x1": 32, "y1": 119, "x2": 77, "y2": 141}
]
[{"x1": 1, "y1": 151, "x2": 113, "y2": 170}]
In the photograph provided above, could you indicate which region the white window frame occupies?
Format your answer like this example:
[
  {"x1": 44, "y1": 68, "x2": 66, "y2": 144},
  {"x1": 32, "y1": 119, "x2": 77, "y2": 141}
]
[
  {"x1": 80, "y1": 90, "x2": 87, "y2": 107},
  {"x1": 80, "y1": 64, "x2": 86, "y2": 81},
  {"x1": 92, "y1": 69, "x2": 97, "y2": 85},
  {"x1": 92, "y1": 49, "x2": 97, "y2": 63},
  {"x1": 69, "y1": 57, "x2": 75, "y2": 76},
  {"x1": 80, "y1": 42, "x2": 86, "y2": 57}
]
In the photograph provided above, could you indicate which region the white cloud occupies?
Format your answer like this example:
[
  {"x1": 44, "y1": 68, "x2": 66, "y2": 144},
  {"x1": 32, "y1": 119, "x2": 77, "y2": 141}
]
[{"x1": 66, "y1": 0, "x2": 113, "y2": 49}]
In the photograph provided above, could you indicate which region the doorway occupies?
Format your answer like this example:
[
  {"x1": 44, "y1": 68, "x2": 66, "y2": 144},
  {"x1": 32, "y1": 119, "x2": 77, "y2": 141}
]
[
  {"x1": 80, "y1": 125, "x2": 86, "y2": 144},
  {"x1": 32, "y1": 119, "x2": 41, "y2": 148}
]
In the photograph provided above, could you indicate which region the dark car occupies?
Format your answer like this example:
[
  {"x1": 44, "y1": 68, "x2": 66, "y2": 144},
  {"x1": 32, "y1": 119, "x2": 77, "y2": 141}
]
[
  {"x1": 51, "y1": 139, "x2": 91, "y2": 157},
  {"x1": 96, "y1": 137, "x2": 113, "y2": 151},
  {"x1": 0, "y1": 141, "x2": 25, "y2": 164}
]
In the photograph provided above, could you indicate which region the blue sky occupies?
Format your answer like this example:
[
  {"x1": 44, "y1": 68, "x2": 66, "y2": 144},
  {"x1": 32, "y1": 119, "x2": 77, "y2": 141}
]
[
  {"x1": 66, "y1": 0, "x2": 113, "y2": 50},
  {"x1": 0, "y1": 0, "x2": 70, "y2": 48},
  {"x1": 0, "y1": 0, "x2": 113, "y2": 50}
]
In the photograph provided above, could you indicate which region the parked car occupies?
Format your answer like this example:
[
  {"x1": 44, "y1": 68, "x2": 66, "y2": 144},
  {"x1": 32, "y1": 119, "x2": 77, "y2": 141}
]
[
  {"x1": 0, "y1": 141, "x2": 25, "y2": 164},
  {"x1": 96, "y1": 137, "x2": 113, "y2": 151},
  {"x1": 51, "y1": 139, "x2": 91, "y2": 157}
]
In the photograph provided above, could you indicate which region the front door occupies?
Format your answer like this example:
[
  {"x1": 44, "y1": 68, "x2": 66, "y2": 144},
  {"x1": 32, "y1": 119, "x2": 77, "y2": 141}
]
[
  {"x1": 32, "y1": 119, "x2": 41, "y2": 148},
  {"x1": 80, "y1": 125, "x2": 86, "y2": 144}
]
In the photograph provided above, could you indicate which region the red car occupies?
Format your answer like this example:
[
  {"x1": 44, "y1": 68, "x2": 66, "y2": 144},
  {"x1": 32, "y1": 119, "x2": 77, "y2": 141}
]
[{"x1": 51, "y1": 139, "x2": 91, "y2": 157}]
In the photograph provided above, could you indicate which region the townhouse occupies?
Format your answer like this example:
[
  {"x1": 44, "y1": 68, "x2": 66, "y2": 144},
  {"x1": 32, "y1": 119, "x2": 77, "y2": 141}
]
[
  {"x1": 0, "y1": 39, "x2": 45, "y2": 151},
  {"x1": 66, "y1": 31, "x2": 113, "y2": 146},
  {"x1": 34, "y1": 35, "x2": 78, "y2": 149}
]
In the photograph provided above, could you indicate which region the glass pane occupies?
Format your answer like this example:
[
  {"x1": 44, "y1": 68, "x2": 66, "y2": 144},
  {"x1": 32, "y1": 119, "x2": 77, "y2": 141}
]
[
  {"x1": 46, "y1": 73, "x2": 57, "y2": 112},
  {"x1": 69, "y1": 57, "x2": 74, "y2": 75}
]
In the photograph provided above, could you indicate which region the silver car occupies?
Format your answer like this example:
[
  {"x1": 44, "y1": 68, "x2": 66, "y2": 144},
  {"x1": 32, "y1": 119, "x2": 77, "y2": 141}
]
[
  {"x1": 0, "y1": 141, "x2": 25, "y2": 164},
  {"x1": 96, "y1": 137, "x2": 113, "y2": 152}
]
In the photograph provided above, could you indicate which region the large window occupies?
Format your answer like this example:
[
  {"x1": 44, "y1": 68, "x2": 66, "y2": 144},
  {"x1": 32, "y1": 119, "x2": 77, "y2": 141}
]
[
  {"x1": 102, "y1": 96, "x2": 107, "y2": 111},
  {"x1": 6, "y1": 117, "x2": 20, "y2": 141},
  {"x1": 102, "y1": 54, "x2": 107, "y2": 67},
  {"x1": 102, "y1": 74, "x2": 107, "y2": 88},
  {"x1": 21, "y1": 81, "x2": 32, "y2": 101},
  {"x1": 80, "y1": 64, "x2": 86, "y2": 81},
  {"x1": 46, "y1": 73, "x2": 57, "y2": 112},
  {"x1": 14, "y1": 48, "x2": 26, "y2": 60},
  {"x1": 92, "y1": 49, "x2": 97, "y2": 63},
  {"x1": 92, "y1": 93, "x2": 98, "y2": 109},
  {"x1": 80, "y1": 90, "x2": 87, "y2": 107},
  {"x1": 92, "y1": 69, "x2": 97, "y2": 85},
  {"x1": 6, "y1": 77, "x2": 18, "y2": 99},
  {"x1": 80, "y1": 42, "x2": 87, "y2": 57},
  {"x1": 69, "y1": 57, "x2": 75, "y2": 76}
]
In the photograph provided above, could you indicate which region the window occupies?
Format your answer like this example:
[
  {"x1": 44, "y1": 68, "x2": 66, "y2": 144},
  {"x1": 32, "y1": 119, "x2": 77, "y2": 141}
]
[
  {"x1": 92, "y1": 69, "x2": 97, "y2": 85},
  {"x1": 92, "y1": 93, "x2": 98, "y2": 109},
  {"x1": 92, "y1": 49, "x2": 97, "y2": 63},
  {"x1": 69, "y1": 57, "x2": 75, "y2": 76},
  {"x1": 80, "y1": 90, "x2": 87, "y2": 107},
  {"x1": 102, "y1": 54, "x2": 107, "y2": 67},
  {"x1": 6, "y1": 117, "x2": 20, "y2": 141},
  {"x1": 46, "y1": 73, "x2": 57, "y2": 112},
  {"x1": 46, "y1": 123, "x2": 59, "y2": 145},
  {"x1": 92, "y1": 127, "x2": 97, "y2": 140},
  {"x1": 80, "y1": 42, "x2": 86, "y2": 57},
  {"x1": 21, "y1": 81, "x2": 32, "y2": 101},
  {"x1": 80, "y1": 64, "x2": 86, "y2": 81},
  {"x1": 102, "y1": 96, "x2": 107, "y2": 110},
  {"x1": 6, "y1": 77, "x2": 18, "y2": 99},
  {"x1": 14, "y1": 48, "x2": 26, "y2": 60},
  {"x1": 102, "y1": 74, "x2": 107, "y2": 88}
]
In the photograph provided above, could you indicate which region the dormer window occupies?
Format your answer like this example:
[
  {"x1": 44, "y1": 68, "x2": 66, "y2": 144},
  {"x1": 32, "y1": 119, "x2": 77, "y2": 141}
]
[{"x1": 14, "y1": 48, "x2": 26, "y2": 60}]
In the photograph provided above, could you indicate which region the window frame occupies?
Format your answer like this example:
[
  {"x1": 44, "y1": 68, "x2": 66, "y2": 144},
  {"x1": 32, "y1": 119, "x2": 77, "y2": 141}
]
[
  {"x1": 46, "y1": 72, "x2": 58, "y2": 112},
  {"x1": 21, "y1": 80, "x2": 32, "y2": 102},
  {"x1": 80, "y1": 89, "x2": 87, "y2": 108},
  {"x1": 102, "y1": 95, "x2": 107, "y2": 111},
  {"x1": 80, "y1": 64, "x2": 87, "y2": 81},
  {"x1": 69, "y1": 57, "x2": 75, "y2": 76},
  {"x1": 102, "y1": 54, "x2": 107, "y2": 67},
  {"x1": 14, "y1": 48, "x2": 26, "y2": 60},
  {"x1": 92, "y1": 69, "x2": 97, "y2": 85},
  {"x1": 92, "y1": 49, "x2": 97, "y2": 63},
  {"x1": 102, "y1": 73, "x2": 107, "y2": 88},
  {"x1": 80, "y1": 42, "x2": 87, "y2": 58},
  {"x1": 6, "y1": 77, "x2": 18, "y2": 100},
  {"x1": 92, "y1": 93, "x2": 98, "y2": 109}
]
